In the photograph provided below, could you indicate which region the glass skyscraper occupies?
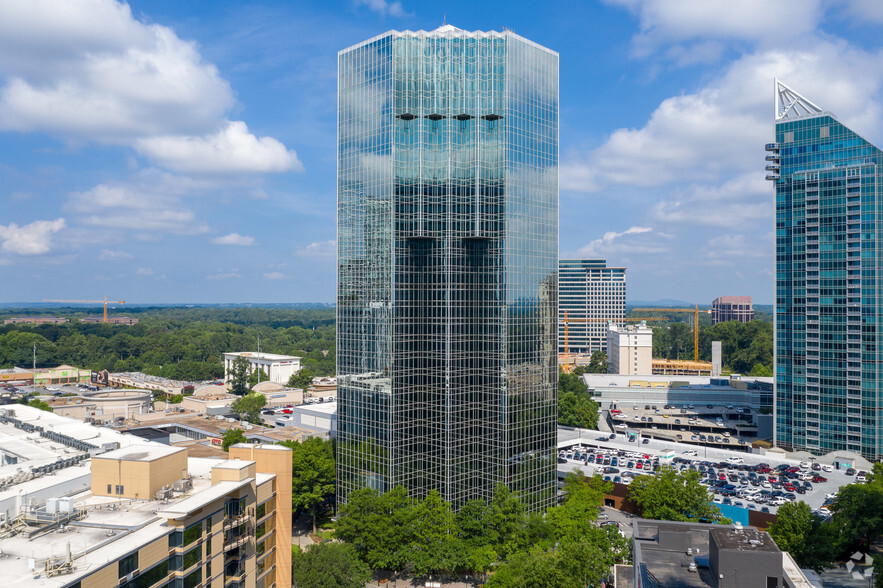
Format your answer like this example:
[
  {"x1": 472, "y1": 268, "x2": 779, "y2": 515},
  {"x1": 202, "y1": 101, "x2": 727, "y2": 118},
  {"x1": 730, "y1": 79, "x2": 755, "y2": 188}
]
[
  {"x1": 336, "y1": 25, "x2": 558, "y2": 511},
  {"x1": 770, "y1": 80, "x2": 883, "y2": 459}
]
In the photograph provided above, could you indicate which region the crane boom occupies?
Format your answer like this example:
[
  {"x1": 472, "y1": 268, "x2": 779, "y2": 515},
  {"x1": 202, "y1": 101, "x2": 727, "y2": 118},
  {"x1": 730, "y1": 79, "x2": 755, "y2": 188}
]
[
  {"x1": 43, "y1": 295, "x2": 125, "y2": 323},
  {"x1": 630, "y1": 304, "x2": 711, "y2": 362}
]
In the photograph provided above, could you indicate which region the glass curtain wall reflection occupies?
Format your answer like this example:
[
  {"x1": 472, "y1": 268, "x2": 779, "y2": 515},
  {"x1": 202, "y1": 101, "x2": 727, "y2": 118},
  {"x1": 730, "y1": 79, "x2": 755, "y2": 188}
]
[
  {"x1": 771, "y1": 88, "x2": 883, "y2": 459},
  {"x1": 337, "y1": 26, "x2": 558, "y2": 511}
]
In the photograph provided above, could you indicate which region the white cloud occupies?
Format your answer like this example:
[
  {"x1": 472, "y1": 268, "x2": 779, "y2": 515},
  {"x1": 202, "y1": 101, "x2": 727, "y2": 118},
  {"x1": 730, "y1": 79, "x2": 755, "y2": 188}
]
[
  {"x1": 353, "y1": 0, "x2": 409, "y2": 17},
  {"x1": 651, "y1": 173, "x2": 773, "y2": 227},
  {"x1": 295, "y1": 240, "x2": 336, "y2": 259},
  {"x1": 99, "y1": 248, "x2": 132, "y2": 260},
  {"x1": 0, "y1": 218, "x2": 65, "y2": 255},
  {"x1": 561, "y1": 41, "x2": 883, "y2": 194},
  {"x1": 212, "y1": 233, "x2": 255, "y2": 246},
  {"x1": 264, "y1": 272, "x2": 284, "y2": 280},
  {"x1": 136, "y1": 267, "x2": 154, "y2": 276},
  {"x1": 571, "y1": 226, "x2": 665, "y2": 258},
  {"x1": 67, "y1": 169, "x2": 210, "y2": 234},
  {"x1": 844, "y1": 0, "x2": 883, "y2": 24},
  {"x1": 207, "y1": 271, "x2": 242, "y2": 280},
  {"x1": 0, "y1": 0, "x2": 299, "y2": 176},
  {"x1": 606, "y1": 0, "x2": 823, "y2": 57},
  {"x1": 135, "y1": 121, "x2": 303, "y2": 174}
]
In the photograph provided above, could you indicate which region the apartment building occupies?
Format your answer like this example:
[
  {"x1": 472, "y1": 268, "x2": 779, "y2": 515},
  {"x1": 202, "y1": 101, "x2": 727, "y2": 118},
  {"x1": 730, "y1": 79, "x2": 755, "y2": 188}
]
[{"x1": 0, "y1": 406, "x2": 290, "y2": 588}]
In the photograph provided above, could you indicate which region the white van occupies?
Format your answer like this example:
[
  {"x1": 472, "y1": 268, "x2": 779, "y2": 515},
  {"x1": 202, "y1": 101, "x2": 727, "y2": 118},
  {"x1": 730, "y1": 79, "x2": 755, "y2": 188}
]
[{"x1": 822, "y1": 464, "x2": 834, "y2": 472}]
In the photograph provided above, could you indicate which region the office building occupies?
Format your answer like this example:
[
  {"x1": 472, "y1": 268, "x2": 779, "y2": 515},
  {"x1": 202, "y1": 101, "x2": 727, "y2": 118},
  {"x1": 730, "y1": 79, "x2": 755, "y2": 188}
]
[
  {"x1": 80, "y1": 315, "x2": 139, "y2": 325},
  {"x1": 558, "y1": 259, "x2": 626, "y2": 355},
  {"x1": 3, "y1": 316, "x2": 68, "y2": 325},
  {"x1": 607, "y1": 322, "x2": 652, "y2": 375},
  {"x1": 0, "y1": 405, "x2": 291, "y2": 588},
  {"x1": 711, "y1": 296, "x2": 754, "y2": 324},
  {"x1": 769, "y1": 79, "x2": 883, "y2": 458},
  {"x1": 337, "y1": 25, "x2": 559, "y2": 511},
  {"x1": 223, "y1": 352, "x2": 302, "y2": 386}
]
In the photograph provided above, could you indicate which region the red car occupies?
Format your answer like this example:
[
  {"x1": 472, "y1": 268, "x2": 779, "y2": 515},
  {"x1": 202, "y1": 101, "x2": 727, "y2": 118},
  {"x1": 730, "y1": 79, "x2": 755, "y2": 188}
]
[
  {"x1": 611, "y1": 409, "x2": 622, "y2": 415},
  {"x1": 784, "y1": 483, "x2": 796, "y2": 491},
  {"x1": 769, "y1": 476, "x2": 778, "y2": 483},
  {"x1": 813, "y1": 475, "x2": 828, "y2": 483},
  {"x1": 636, "y1": 462, "x2": 643, "y2": 469},
  {"x1": 282, "y1": 409, "x2": 293, "y2": 414}
]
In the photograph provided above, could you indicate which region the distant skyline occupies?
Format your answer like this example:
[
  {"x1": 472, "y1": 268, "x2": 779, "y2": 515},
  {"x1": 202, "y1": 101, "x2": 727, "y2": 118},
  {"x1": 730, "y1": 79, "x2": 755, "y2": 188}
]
[{"x1": 3, "y1": 0, "x2": 883, "y2": 304}]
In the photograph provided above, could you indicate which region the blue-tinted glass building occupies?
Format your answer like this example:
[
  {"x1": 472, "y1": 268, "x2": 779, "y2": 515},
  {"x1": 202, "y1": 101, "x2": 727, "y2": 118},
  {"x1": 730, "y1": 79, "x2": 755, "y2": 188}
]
[
  {"x1": 337, "y1": 26, "x2": 559, "y2": 510},
  {"x1": 770, "y1": 80, "x2": 883, "y2": 459},
  {"x1": 558, "y1": 259, "x2": 626, "y2": 355}
]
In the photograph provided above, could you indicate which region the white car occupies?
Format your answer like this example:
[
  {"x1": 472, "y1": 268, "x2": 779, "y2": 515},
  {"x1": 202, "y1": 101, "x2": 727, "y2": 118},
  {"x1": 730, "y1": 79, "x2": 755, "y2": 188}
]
[
  {"x1": 615, "y1": 423, "x2": 628, "y2": 429},
  {"x1": 822, "y1": 464, "x2": 833, "y2": 472},
  {"x1": 682, "y1": 450, "x2": 698, "y2": 456},
  {"x1": 799, "y1": 461, "x2": 811, "y2": 469},
  {"x1": 726, "y1": 457, "x2": 743, "y2": 464},
  {"x1": 826, "y1": 492, "x2": 838, "y2": 500}
]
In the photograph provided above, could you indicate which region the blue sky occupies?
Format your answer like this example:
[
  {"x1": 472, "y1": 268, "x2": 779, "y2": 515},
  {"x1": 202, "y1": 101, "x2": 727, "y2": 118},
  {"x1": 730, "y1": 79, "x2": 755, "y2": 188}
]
[{"x1": 3, "y1": 0, "x2": 883, "y2": 304}]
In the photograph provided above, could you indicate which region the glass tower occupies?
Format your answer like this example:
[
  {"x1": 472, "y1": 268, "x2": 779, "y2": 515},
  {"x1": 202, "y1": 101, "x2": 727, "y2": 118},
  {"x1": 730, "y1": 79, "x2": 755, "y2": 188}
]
[
  {"x1": 337, "y1": 25, "x2": 558, "y2": 511},
  {"x1": 770, "y1": 80, "x2": 883, "y2": 459},
  {"x1": 558, "y1": 259, "x2": 626, "y2": 355}
]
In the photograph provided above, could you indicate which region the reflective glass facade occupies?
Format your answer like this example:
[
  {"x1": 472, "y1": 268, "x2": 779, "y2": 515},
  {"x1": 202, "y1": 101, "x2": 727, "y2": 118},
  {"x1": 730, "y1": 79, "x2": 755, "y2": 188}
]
[
  {"x1": 558, "y1": 259, "x2": 626, "y2": 354},
  {"x1": 773, "y1": 113, "x2": 883, "y2": 459},
  {"x1": 337, "y1": 26, "x2": 558, "y2": 511}
]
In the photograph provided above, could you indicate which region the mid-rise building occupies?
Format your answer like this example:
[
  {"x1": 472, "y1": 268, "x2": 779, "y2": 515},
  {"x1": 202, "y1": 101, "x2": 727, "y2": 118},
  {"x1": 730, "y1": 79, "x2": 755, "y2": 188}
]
[
  {"x1": 337, "y1": 25, "x2": 559, "y2": 511},
  {"x1": 223, "y1": 352, "x2": 302, "y2": 386},
  {"x1": 559, "y1": 259, "x2": 626, "y2": 355},
  {"x1": 607, "y1": 322, "x2": 653, "y2": 375},
  {"x1": 711, "y1": 296, "x2": 754, "y2": 324},
  {"x1": 80, "y1": 315, "x2": 139, "y2": 325},
  {"x1": 769, "y1": 80, "x2": 883, "y2": 459},
  {"x1": 0, "y1": 405, "x2": 291, "y2": 588}
]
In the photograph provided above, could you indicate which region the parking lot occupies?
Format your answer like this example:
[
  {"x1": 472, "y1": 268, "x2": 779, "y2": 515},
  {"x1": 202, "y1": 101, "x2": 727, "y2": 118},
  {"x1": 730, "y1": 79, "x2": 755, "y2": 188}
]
[
  {"x1": 557, "y1": 430, "x2": 861, "y2": 517},
  {"x1": 607, "y1": 402, "x2": 759, "y2": 449}
]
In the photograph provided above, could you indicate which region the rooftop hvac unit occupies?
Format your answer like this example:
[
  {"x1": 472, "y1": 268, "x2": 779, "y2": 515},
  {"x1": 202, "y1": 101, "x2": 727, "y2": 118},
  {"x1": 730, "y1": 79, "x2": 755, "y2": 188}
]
[
  {"x1": 172, "y1": 478, "x2": 193, "y2": 492},
  {"x1": 46, "y1": 497, "x2": 59, "y2": 514},
  {"x1": 59, "y1": 497, "x2": 75, "y2": 513}
]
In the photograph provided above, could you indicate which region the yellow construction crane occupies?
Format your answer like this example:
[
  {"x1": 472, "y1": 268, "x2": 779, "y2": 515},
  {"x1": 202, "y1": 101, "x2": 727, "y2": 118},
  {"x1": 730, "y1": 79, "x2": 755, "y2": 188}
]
[
  {"x1": 561, "y1": 311, "x2": 668, "y2": 356},
  {"x1": 631, "y1": 304, "x2": 711, "y2": 362},
  {"x1": 43, "y1": 295, "x2": 126, "y2": 323}
]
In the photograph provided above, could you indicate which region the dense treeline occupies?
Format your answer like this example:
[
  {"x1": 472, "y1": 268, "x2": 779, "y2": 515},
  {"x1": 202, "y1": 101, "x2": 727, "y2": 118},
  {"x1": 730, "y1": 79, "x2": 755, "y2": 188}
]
[
  {"x1": 646, "y1": 319, "x2": 773, "y2": 376},
  {"x1": 0, "y1": 307, "x2": 335, "y2": 380}
]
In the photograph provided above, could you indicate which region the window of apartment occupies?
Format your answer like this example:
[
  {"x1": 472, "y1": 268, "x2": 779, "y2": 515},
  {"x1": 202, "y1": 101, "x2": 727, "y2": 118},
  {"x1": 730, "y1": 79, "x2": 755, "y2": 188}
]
[
  {"x1": 168, "y1": 531, "x2": 182, "y2": 548},
  {"x1": 182, "y1": 521, "x2": 201, "y2": 546},
  {"x1": 118, "y1": 551, "x2": 138, "y2": 578},
  {"x1": 255, "y1": 521, "x2": 266, "y2": 540},
  {"x1": 115, "y1": 485, "x2": 124, "y2": 495},
  {"x1": 169, "y1": 554, "x2": 183, "y2": 571},
  {"x1": 107, "y1": 484, "x2": 112, "y2": 494},
  {"x1": 182, "y1": 545, "x2": 201, "y2": 570},
  {"x1": 182, "y1": 568, "x2": 201, "y2": 588},
  {"x1": 256, "y1": 501, "x2": 266, "y2": 520},
  {"x1": 126, "y1": 559, "x2": 168, "y2": 588},
  {"x1": 256, "y1": 538, "x2": 267, "y2": 556}
]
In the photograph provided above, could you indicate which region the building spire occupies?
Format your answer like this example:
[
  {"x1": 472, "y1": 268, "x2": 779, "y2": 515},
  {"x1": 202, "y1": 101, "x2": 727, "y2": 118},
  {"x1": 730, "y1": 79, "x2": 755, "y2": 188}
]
[{"x1": 775, "y1": 78, "x2": 823, "y2": 121}]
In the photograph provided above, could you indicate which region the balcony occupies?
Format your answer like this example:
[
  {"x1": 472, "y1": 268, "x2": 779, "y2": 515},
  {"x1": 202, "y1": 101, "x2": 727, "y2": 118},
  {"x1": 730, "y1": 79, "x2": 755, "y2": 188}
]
[
  {"x1": 223, "y1": 536, "x2": 248, "y2": 552},
  {"x1": 224, "y1": 513, "x2": 252, "y2": 531},
  {"x1": 765, "y1": 174, "x2": 780, "y2": 181},
  {"x1": 765, "y1": 164, "x2": 780, "y2": 172},
  {"x1": 765, "y1": 142, "x2": 780, "y2": 151},
  {"x1": 765, "y1": 154, "x2": 780, "y2": 162}
]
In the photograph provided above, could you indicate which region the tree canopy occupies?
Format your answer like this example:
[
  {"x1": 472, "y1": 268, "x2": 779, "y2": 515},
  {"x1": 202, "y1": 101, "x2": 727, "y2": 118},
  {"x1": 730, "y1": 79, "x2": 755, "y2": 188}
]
[
  {"x1": 231, "y1": 392, "x2": 266, "y2": 424},
  {"x1": 281, "y1": 437, "x2": 336, "y2": 533},
  {"x1": 627, "y1": 465, "x2": 727, "y2": 523},
  {"x1": 27, "y1": 398, "x2": 52, "y2": 412},
  {"x1": 291, "y1": 542, "x2": 371, "y2": 588},
  {"x1": 767, "y1": 501, "x2": 835, "y2": 573},
  {"x1": 221, "y1": 428, "x2": 247, "y2": 451},
  {"x1": 558, "y1": 371, "x2": 599, "y2": 429}
]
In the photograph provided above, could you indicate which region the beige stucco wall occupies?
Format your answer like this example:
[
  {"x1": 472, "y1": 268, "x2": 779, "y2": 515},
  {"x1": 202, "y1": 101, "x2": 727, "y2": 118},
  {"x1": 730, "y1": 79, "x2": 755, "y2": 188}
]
[{"x1": 92, "y1": 449, "x2": 188, "y2": 499}]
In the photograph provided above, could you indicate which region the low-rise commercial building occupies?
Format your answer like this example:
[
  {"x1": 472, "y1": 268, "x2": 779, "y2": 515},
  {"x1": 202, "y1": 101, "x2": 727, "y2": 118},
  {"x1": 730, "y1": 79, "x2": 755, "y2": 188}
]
[
  {"x1": 49, "y1": 389, "x2": 152, "y2": 423},
  {"x1": 79, "y1": 315, "x2": 139, "y2": 325},
  {"x1": 631, "y1": 518, "x2": 811, "y2": 587},
  {"x1": 3, "y1": 316, "x2": 69, "y2": 325},
  {"x1": 0, "y1": 405, "x2": 290, "y2": 588},
  {"x1": 223, "y1": 352, "x2": 301, "y2": 386},
  {"x1": 275, "y1": 401, "x2": 337, "y2": 437}
]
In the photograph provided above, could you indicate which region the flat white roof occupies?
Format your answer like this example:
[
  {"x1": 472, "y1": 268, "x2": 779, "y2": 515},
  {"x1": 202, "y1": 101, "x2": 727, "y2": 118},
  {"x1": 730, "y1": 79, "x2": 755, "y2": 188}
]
[
  {"x1": 213, "y1": 459, "x2": 254, "y2": 470},
  {"x1": 295, "y1": 401, "x2": 337, "y2": 416},
  {"x1": 93, "y1": 444, "x2": 186, "y2": 462},
  {"x1": 223, "y1": 352, "x2": 300, "y2": 362}
]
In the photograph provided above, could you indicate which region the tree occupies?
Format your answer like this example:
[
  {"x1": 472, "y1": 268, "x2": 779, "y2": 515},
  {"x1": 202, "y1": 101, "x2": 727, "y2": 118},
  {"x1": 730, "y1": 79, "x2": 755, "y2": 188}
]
[
  {"x1": 627, "y1": 465, "x2": 728, "y2": 523},
  {"x1": 335, "y1": 485, "x2": 415, "y2": 572},
  {"x1": 281, "y1": 437, "x2": 336, "y2": 533},
  {"x1": 231, "y1": 392, "x2": 266, "y2": 424},
  {"x1": 558, "y1": 371, "x2": 599, "y2": 429},
  {"x1": 406, "y1": 489, "x2": 460, "y2": 576},
  {"x1": 291, "y1": 542, "x2": 371, "y2": 588},
  {"x1": 831, "y1": 482, "x2": 883, "y2": 548},
  {"x1": 221, "y1": 428, "x2": 247, "y2": 451},
  {"x1": 27, "y1": 398, "x2": 52, "y2": 412},
  {"x1": 229, "y1": 356, "x2": 250, "y2": 396},
  {"x1": 248, "y1": 368, "x2": 269, "y2": 387},
  {"x1": 586, "y1": 350, "x2": 607, "y2": 373},
  {"x1": 288, "y1": 367, "x2": 316, "y2": 391},
  {"x1": 168, "y1": 394, "x2": 183, "y2": 404},
  {"x1": 767, "y1": 501, "x2": 835, "y2": 573}
]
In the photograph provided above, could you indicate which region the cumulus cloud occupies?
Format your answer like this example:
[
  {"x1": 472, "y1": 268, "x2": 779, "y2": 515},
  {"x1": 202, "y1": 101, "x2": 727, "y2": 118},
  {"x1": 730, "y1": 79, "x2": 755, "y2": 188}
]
[
  {"x1": 353, "y1": 0, "x2": 409, "y2": 17},
  {"x1": 264, "y1": 272, "x2": 285, "y2": 280},
  {"x1": 212, "y1": 233, "x2": 255, "y2": 246},
  {"x1": 135, "y1": 121, "x2": 303, "y2": 174},
  {"x1": 0, "y1": 218, "x2": 65, "y2": 255},
  {"x1": 606, "y1": 0, "x2": 823, "y2": 59},
  {"x1": 207, "y1": 271, "x2": 242, "y2": 280},
  {"x1": 0, "y1": 0, "x2": 300, "y2": 175},
  {"x1": 136, "y1": 267, "x2": 154, "y2": 276},
  {"x1": 99, "y1": 248, "x2": 132, "y2": 260},
  {"x1": 295, "y1": 240, "x2": 336, "y2": 259}
]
